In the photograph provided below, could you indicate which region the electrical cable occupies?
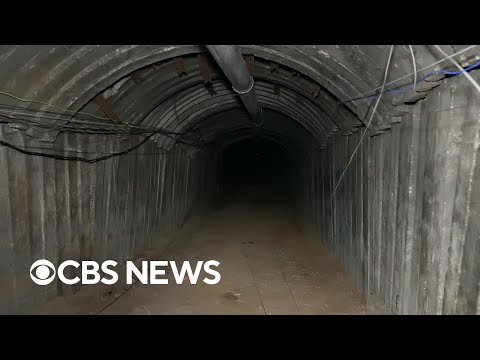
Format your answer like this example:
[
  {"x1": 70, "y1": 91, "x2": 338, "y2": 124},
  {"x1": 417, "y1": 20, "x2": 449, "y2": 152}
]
[
  {"x1": 340, "y1": 59, "x2": 480, "y2": 105},
  {"x1": 330, "y1": 45, "x2": 395, "y2": 200},
  {"x1": 12, "y1": 144, "x2": 169, "y2": 156},
  {"x1": 0, "y1": 110, "x2": 205, "y2": 162},
  {"x1": 340, "y1": 45, "x2": 478, "y2": 103},
  {"x1": 0, "y1": 103, "x2": 206, "y2": 141},
  {"x1": 0, "y1": 94, "x2": 204, "y2": 139},
  {"x1": 409, "y1": 45, "x2": 417, "y2": 92},
  {"x1": 0, "y1": 97, "x2": 206, "y2": 161},
  {"x1": 0, "y1": 104, "x2": 195, "y2": 136},
  {"x1": 0, "y1": 90, "x2": 117, "y2": 122},
  {"x1": 434, "y1": 45, "x2": 480, "y2": 94},
  {"x1": 0, "y1": 125, "x2": 203, "y2": 163},
  {"x1": 0, "y1": 117, "x2": 148, "y2": 136},
  {"x1": 0, "y1": 127, "x2": 164, "y2": 163},
  {"x1": 0, "y1": 113, "x2": 158, "y2": 138},
  {"x1": 0, "y1": 104, "x2": 141, "y2": 131},
  {"x1": 0, "y1": 73, "x2": 215, "y2": 160}
]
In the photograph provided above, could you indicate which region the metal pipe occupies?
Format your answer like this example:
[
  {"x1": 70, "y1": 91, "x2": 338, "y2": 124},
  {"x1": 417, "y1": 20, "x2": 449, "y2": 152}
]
[{"x1": 206, "y1": 45, "x2": 264, "y2": 127}]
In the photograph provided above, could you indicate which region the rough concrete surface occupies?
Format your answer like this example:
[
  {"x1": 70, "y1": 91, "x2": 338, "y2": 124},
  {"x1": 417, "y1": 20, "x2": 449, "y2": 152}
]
[{"x1": 3, "y1": 45, "x2": 479, "y2": 315}]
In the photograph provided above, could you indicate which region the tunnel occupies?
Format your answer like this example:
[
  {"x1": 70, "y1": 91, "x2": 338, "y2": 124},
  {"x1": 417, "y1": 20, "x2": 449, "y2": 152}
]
[{"x1": 0, "y1": 45, "x2": 479, "y2": 315}]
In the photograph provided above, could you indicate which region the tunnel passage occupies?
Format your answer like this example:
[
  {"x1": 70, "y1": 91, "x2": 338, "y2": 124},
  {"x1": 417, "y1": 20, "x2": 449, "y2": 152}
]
[
  {"x1": 218, "y1": 136, "x2": 298, "y2": 206},
  {"x1": 0, "y1": 45, "x2": 480, "y2": 314}
]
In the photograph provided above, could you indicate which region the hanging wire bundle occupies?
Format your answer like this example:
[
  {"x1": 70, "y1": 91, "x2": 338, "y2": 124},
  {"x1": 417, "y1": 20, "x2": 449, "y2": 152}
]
[{"x1": 0, "y1": 94, "x2": 205, "y2": 163}]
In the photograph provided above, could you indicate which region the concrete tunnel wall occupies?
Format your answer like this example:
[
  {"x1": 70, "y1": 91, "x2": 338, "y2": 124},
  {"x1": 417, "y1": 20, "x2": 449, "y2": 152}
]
[
  {"x1": 299, "y1": 73, "x2": 480, "y2": 314},
  {"x1": 0, "y1": 129, "x2": 217, "y2": 313},
  {"x1": 0, "y1": 45, "x2": 479, "y2": 314}
]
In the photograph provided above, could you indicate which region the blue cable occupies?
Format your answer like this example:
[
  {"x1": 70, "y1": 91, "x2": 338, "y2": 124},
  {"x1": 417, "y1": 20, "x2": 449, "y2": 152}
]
[
  {"x1": 340, "y1": 60, "x2": 480, "y2": 105},
  {"x1": 439, "y1": 60, "x2": 480, "y2": 75},
  {"x1": 385, "y1": 72, "x2": 434, "y2": 94}
]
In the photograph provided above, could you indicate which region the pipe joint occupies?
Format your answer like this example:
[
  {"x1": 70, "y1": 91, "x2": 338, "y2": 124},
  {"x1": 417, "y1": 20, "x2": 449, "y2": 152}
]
[{"x1": 232, "y1": 76, "x2": 254, "y2": 95}]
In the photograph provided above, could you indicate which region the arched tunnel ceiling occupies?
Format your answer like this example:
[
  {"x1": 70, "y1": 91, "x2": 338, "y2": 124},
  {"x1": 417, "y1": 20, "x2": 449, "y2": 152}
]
[{"x1": 0, "y1": 44, "x2": 477, "y2": 152}]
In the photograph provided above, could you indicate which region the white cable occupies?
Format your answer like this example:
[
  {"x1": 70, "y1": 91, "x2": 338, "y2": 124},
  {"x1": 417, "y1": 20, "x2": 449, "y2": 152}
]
[
  {"x1": 350, "y1": 45, "x2": 478, "y2": 100},
  {"x1": 330, "y1": 45, "x2": 395, "y2": 200},
  {"x1": 433, "y1": 45, "x2": 480, "y2": 94},
  {"x1": 409, "y1": 45, "x2": 417, "y2": 92}
]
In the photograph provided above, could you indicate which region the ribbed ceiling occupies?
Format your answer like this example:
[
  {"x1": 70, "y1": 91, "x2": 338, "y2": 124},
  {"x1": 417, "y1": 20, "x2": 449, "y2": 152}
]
[{"x1": 0, "y1": 45, "x2": 476, "y2": 153}]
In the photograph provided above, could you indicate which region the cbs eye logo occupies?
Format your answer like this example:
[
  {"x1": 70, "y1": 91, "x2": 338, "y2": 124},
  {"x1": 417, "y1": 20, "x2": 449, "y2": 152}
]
[{"x1": 30, "y1": 259, "x2": 56, "y2": 285}]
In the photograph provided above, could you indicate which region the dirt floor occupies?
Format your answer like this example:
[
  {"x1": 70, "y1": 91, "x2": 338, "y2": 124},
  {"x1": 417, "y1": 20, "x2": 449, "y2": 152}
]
[{"x1": 30, "y1": 191, "x2": 366, "y2": 315}]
